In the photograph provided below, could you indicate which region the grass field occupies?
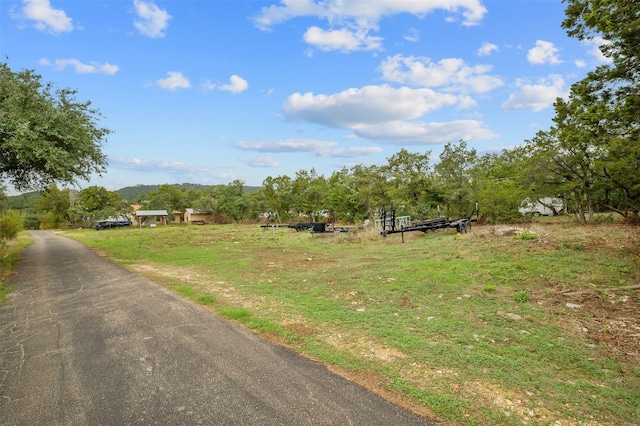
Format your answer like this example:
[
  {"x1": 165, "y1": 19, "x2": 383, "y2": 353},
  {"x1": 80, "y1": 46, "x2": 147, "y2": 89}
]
[{"x1": 56, "y1": 221, "x2": 639, "y2": 425}]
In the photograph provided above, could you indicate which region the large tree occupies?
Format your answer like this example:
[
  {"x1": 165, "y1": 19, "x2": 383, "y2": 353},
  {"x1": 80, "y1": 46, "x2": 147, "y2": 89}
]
[
  {"x1": 434, "y1": 141, "x2": 478, "y2": 217},
  {"x1": 0, "y1": 63, "x2": 110, "y2": 192},
  {"x1": 561, "y1": 0, "x2": 640, "y2": 217}
]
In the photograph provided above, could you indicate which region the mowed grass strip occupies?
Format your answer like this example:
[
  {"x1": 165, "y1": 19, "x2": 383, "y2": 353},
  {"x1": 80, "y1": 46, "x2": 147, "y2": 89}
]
[{"x1": 64, "y1": 223, "x2": 640, "y2": 425}]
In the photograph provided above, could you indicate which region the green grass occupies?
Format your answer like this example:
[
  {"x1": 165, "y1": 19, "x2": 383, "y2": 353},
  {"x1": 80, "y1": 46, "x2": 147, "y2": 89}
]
[
  {"x1": 0, "y1": 232, "x2": 33, "y2": 302},
  {"x1": 62, "y1": 223, "x2": 640, "y2": 425}
]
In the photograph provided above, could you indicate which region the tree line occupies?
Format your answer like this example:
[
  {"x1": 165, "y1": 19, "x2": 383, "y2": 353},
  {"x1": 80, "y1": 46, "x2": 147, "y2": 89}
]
[
  {"x1": 9, "y1": 133, "x2": 637, "y2": 229},
  {"x1": 1, "y1": 0, "x2": 638, "y2": 234}
]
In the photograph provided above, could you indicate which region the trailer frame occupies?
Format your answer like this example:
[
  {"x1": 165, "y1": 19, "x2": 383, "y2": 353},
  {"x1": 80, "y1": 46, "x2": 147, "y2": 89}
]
[{"x1": 380, "y1": 203, "x2": 478, "y2": 242}]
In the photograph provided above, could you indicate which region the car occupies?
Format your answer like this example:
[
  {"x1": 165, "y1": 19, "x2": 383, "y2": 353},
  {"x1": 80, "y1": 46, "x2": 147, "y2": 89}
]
[{"x1": 93, "y1": 220, "x2": 132, "y2": 230}]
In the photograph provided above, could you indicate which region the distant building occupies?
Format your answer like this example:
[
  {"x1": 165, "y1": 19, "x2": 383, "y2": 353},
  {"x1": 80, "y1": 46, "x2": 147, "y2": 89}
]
[
  {"x1": 519, "y1": 197, "x2": 564, "y2": 216},
  {"x1": 184, "y1": 208, "x2": 210, "y2": 225},
  {"x1": 135, "y1": 210, "x2": 169, "y2": 227}
]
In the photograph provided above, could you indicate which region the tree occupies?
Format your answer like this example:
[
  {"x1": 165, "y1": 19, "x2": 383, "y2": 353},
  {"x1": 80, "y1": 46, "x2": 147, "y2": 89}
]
[
  {"x1": 561, "y1": 0, "x2": 640, "y2": 218},
  {"x1": 382, "y1": 149, "x2": 438, "y2": 218},
  {"x1": 326, "y1": 168, "x2": 360, "y2": 223},
  {"x1": 70, "y1": 186, "x2": 130, "y2": 226},
  {"x1": 78, "y1": 186, "x2": 123, "y2": 212},
  {"x1": 0, "y1": 186, "x2": 7, "y2": 211},
  {"x1": 473, "y1": 151, "x2": 531, "y2": 223},
  {"x1": 0, "y1": 62, "x2": 109, "y2": 192},
  {"x1": 434, "y1": 141, "x2": 478, "y2": 217},
  {"x1": 292, "y1": 169, "x2": 328, "y2": 221},
  {"x1": 213, "y1": 180, "x2": 250, "y2": 223},
  {"x1": 348, "y1": 164, "x2": 389, "y2": 220},
  {"x1": 37, "y1": 184, "x2": 71, "y2": 228},
  {"x1": 261, "y1": 175, "x2": 293, "y2": 222}
]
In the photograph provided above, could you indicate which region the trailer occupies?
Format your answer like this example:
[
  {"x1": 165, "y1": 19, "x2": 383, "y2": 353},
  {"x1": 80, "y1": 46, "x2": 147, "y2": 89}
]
[
  {"x1": 380, "y1": 203, "x2": 477, "y2": 241},
  {"x1": 260, "y1": 222, "x2": 352, "y2": 233}
]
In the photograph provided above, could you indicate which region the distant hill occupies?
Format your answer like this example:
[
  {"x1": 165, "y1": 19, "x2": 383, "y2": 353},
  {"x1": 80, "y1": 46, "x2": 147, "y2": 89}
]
[
  {"x1": 115, "y1": 183, "x2": 210, "y2": 201},
  {"x1": 115, "y1": 183, "x2": 261, "y2": 202},
  {"x1": 6, "y1": 191, "x2": 42, "y2": 212},
  {"x1": 5, "y1": 183, "x2": 262, "y2": 210}
]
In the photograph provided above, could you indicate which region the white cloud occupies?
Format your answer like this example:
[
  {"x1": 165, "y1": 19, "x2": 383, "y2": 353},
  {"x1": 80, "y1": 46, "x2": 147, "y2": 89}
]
[
  {"x1": 284, "y1": 85, "x2": 460, "y2": 128},
  {"x1": 350, "y1": 120, "x2": 498, "y2": 144},
  {"x1": 282, "y1": 85, "x2": 498, "y2": 144},
  {"x1": 39, "y1": 58, "x2": 119, "y2": 74},
  {"x1": 201, "y1": 75, "x2": 249, "y2": 93},
  {"x1": 303, "y1": 26, "x2": 382, "y2": 51},
  {"x1": 527, "y1": 40, "x2": 562, "y2": 65},
  {"x1": 240, "y1": 156, "x2": 280, "y2": 167},
  {"x1": 404, "y1": 28, "x2": 420, "y2": 43},
  {"x1": 133, "y1": 0, "x2": 171, "y2": 38},
  {"x1": 379, "y1": 55, "x2": 504, "y2": 94},
  {"x1": 253, "y1": 0, "x2": 486, "y2": 52},
  {"x1": 477, "y1": 42, "x2": 498, "y2": 57},
  {"x1": 201, "y1": 79, "x2": 217, "y2": 91},
  {"x1": 219, "y1": 75, "x2": 249, "y2": 93},
  {"x1": 17, "y1": 0, "x2": 73, "y2": 33},
  {"x1": 254, "y1": 0, "x2": 487, "y2": 29},
  {"x1": 235, "y1": 139, "x2": 338, "y2": 153},
  {"x1": 317, "y1": 146, "x2": 383, "y2": 158},
  {"x1": 501, "y1": 75, "x2": 568, "y2": 112},
  {"x1": 234, "y1": 138, "x2": 382, "y2": 158},
  {"x1": 155, "y1": 71, "x2": 191, "y2": 90},
  {"x1": 581, "y1": 37, "x2": 613, "y2": 64}
]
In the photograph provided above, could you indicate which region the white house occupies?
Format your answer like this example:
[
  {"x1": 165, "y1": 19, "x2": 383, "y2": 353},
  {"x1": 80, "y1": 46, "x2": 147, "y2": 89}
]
[{"x1": 519, "y1": 197, "x2": 564, "y2": 216}]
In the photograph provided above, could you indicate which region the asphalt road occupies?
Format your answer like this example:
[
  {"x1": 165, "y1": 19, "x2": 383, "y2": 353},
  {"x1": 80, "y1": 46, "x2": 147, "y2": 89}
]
[{"x1": 0, "y1": 231, "x2": 434, "y2": 425}]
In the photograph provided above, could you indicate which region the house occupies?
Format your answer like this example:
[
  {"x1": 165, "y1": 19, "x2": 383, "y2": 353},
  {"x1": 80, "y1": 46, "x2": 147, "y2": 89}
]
[
  {"x1": 519, "y1": 197, "x2": 564, "y2": 216},
  {"x1": 184, "y1": 208, "x2": 210, "y2": 225},
  {"x1": 135, "y1": 210, "x2": 169, "y2": 227},
  {"x1": 171, "y1": 210, "x2": 183, "y2": 224}
]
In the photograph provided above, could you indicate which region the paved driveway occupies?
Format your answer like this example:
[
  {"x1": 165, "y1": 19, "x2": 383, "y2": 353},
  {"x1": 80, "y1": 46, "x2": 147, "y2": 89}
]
[{"x1": 0, "y1": 231, "x2": 434, "y2": 425}]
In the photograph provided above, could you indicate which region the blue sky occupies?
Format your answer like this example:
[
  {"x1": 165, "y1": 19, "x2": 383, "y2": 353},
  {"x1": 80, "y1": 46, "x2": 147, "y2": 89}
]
[{"x1": 1, "y1": 0, "x2": 610, "y2": 193}]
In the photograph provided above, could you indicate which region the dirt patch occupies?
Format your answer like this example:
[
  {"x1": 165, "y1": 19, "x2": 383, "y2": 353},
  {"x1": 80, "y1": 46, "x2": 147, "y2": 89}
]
[{"x1": 554, "y1": 290, "x2": 640, "y2": 364}]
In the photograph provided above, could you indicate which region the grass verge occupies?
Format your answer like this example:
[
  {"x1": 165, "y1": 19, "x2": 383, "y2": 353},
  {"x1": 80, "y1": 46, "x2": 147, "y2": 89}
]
[
  {"x1": 0, "y1": 232, "x2": 33, "y2": 302},
  {"x1": 62, "y1": 222, "x2": 640, "y2": 425}
]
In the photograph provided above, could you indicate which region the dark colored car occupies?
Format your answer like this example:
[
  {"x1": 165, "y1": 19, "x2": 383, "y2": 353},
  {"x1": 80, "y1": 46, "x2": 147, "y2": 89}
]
[{"x1": 93, "y1": 220, "x2": 132, "y2": 230}]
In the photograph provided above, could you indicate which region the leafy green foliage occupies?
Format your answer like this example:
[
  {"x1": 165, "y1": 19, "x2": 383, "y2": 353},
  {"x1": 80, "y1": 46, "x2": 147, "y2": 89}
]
[
  {"x1": 0, "y1": 210, "x2": 24, "y2": 242},
  {"x1": 0, "y1": 62, "x2": 109, "y2": 191},
  {"x1": 558, "y1": 0, "x2": 640, "y2": 218}
]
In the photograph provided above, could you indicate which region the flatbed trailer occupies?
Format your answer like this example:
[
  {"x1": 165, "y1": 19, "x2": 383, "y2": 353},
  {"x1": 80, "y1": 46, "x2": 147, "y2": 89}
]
[
  {"x1": 380, "y1": 206, "x2": 476, "y2": 241},
  {"x1": 260, "y1": 222, "x2": 352, "y2": 233}
]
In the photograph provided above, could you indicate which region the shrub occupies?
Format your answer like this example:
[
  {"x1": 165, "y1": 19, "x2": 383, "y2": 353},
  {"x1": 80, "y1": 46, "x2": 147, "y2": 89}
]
[
  {"x1": 0, "y1": 211, "x2": 25, "y2": 242},
  {"x1": 514, "y1": 232, "x2": 537, "y2": 240},
  {"x1": 23, "y1": 214, "x2": 40, "y2": 230}
]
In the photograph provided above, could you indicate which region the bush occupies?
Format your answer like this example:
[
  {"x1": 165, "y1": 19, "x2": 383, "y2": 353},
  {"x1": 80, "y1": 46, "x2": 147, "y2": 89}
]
[
  {"x1": 23, "y1": 214, "x2": 40, "y2": 230},
  {"x1": 0, "y1": 211, "x2": 25, "y2": 242}
]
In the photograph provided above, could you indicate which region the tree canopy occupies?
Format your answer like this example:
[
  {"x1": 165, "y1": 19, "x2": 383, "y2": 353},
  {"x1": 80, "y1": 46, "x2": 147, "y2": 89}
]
[{"x1": 0, "y1": 62, "x2": 110, "y2": 192}]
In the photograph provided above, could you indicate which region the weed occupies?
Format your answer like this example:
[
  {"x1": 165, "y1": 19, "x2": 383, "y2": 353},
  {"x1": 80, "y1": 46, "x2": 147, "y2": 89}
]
[
  {"x1": 196, "y1": 294, "x2": 216, "y2": 305},
  {"x1": 218, "y1": 306, "x2": 251, "y2": 321},
  {"x1": 512, "y1": 290, "x2": 530, "y2": 303},
  {"x1": 176, "y1": 285, "x2": 195, "y2": 296},
  {"x1": 483, "y1": 284, "x2": 497, "y2": 292}
]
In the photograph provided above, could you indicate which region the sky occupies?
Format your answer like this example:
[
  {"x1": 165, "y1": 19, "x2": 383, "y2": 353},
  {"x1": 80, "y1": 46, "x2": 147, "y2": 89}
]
[{"x1": 1, "y1": 0, "x2": 610, "y2": 194}]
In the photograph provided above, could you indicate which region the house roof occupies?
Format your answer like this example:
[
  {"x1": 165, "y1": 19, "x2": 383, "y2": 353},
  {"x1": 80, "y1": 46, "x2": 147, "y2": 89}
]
[
  {"x1": 186, "y1": 208, "x2": 208, "y2": 214},
  {"x1": 135, "y1": 210, "x2": 169, "y2": 216}
]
